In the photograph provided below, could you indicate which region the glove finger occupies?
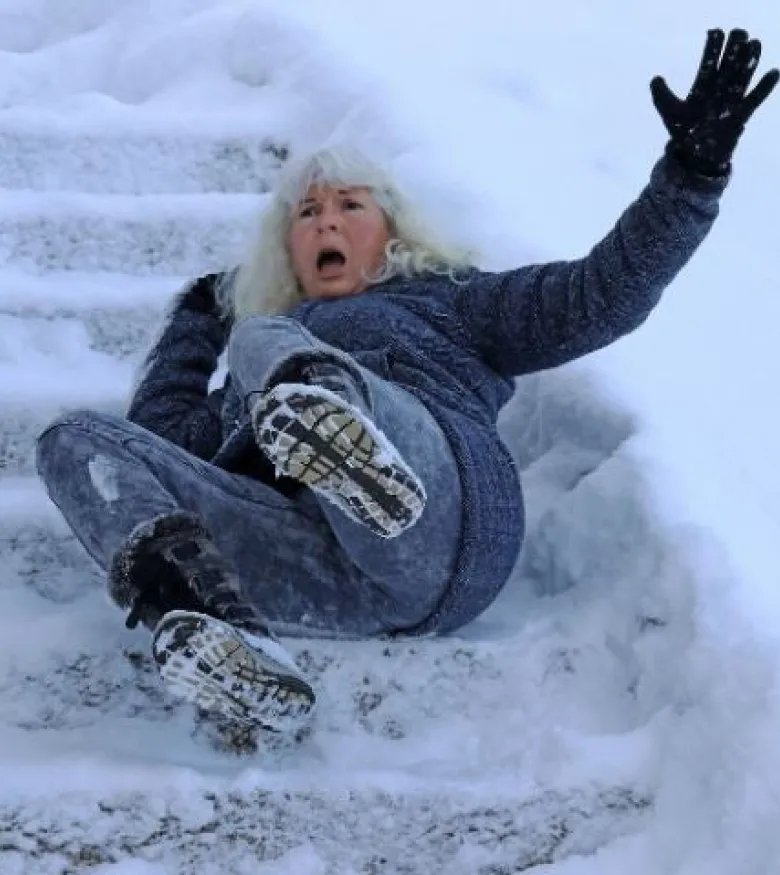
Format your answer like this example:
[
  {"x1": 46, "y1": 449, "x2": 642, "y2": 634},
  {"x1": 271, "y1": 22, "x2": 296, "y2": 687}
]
[
  {"x1": 650, "y1": 76, "x2": 682, "y2": 122},
  {"x1": 720, "y1": 28, "x2": 749, "y2": 76},
  {"x1": 741, "y1": 67, "x2": 780, "y2": 121},
  {"x1": 713, "y1": 29, "x2": 751, "y2": 109},
  {"x1": 730, "y1": 39, "x2": 762, "y2": 95},
  {"x1": 690, "y1": 28, "x2": 724, "y2": 96}
]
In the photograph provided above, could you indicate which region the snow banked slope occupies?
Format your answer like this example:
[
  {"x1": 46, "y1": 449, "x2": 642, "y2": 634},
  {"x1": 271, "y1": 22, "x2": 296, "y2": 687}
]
[{"x1": 1, "y1": 3, "x2": 779, "y2": 874}]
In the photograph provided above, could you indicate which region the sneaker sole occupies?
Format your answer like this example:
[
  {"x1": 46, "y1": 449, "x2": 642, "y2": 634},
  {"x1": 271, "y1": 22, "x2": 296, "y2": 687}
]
[
  {"x1": 151, "y1": 610, "x2": 315, "y2": 734},
  {"x1": 254, "y1": 383, "x2": 426, "y2": 539}
]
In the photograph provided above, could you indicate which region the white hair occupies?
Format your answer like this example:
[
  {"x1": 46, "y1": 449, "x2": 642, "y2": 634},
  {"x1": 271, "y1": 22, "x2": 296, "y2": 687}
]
[{"x1": 226, "y1": 145, "x2": 476, "y2": 321}]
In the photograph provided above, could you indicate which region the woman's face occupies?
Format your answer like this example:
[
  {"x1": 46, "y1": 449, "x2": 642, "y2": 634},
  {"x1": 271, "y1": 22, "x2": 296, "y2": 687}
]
[{"x1": 287, "y1": 184, "x2": 391, "y2": 300}]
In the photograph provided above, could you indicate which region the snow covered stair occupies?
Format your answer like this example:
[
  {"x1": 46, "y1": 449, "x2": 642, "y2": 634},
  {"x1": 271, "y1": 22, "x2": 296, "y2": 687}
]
[
  {"x1": 0, "y1": 115, "x2": 287, "y2": 195},
  {"x1": 0, "y1": 190, "x2": 262, "y2": 274},
  {"x1": 0, "y1": 275, "x2": 168, "y2": 477},
  {"x1": 0, "y1": 783, "x2": 649, "y2": 873}
]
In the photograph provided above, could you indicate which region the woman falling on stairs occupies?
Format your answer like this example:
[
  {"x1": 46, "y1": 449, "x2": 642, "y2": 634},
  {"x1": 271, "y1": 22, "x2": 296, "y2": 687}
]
[{"x1": 36, "y1": 29, "x2": 777, "y2": 735}]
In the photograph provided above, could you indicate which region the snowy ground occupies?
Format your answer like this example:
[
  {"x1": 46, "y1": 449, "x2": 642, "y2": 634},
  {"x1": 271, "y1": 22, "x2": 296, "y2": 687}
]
[{"x1": 1, "y1": 1, "x2": 779, "y2": 873}]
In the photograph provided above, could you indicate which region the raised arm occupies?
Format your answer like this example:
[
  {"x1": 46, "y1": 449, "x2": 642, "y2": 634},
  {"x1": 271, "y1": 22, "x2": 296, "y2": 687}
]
[
  {"x1": 454, "y1": 153, "x2": 726, "y2": 377},
  {"x1": 127, "y1": 273, "x2": 230, "y2": 459},
  {"x1": 454, "y1": 27, "x2": 777, "y2": 379}
]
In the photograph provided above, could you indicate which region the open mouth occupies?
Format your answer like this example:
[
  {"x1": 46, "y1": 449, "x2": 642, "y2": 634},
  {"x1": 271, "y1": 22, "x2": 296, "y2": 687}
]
[{"x1": 316, "y1": 248, "x2": 347, "y2": 272}]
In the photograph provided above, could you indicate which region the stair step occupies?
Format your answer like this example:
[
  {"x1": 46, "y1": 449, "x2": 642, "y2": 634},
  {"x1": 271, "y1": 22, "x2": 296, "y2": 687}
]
[
  {"x1": 0, "y1": 270, "x2": 184, "y2": 310},
  {"x1": 0, "y1": 190, "x2": 263, "y2": 274},
  {"x1": 0, "y1": 115, "x2": 287, "y2": 194},
  {"x1": 0, "y1": 309, "x2": 164, "y2": 364},
  {"x1": 0, "y1": 274, "x2": 196, "y2": 365},
  {"x1": 0, "y1": 313, "x2": 136, "y2": 400},
  {"x1": 0, "y1": 781, "x2": 648, "y2": 872},
  {"x1": 0, "y1": 308, "x2": 135, "y2": 475}
]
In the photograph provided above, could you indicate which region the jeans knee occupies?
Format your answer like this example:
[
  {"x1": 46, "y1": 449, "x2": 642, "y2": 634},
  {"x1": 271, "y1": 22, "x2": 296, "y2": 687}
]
[
  {"x1": 229, "y1": 315, "x2": 310, "y2": 357},
  {"x1": 38, "y1": 407, "x2": 122, "y2": 440},
  {"x1": 36, "y1": 408, "x2": 127, "y2": 472}
]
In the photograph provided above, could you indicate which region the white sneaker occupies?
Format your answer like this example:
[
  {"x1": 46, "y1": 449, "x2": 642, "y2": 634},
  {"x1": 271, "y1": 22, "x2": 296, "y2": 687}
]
[
  {"x1": 151, "y1": 610, "x2": 315, "y2": 733},
  {"x1": 252, "y1": 382, "x2": 426, "y2": 539}
]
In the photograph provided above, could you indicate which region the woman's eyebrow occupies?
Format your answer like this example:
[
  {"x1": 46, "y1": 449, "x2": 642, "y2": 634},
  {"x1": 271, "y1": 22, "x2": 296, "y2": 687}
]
[{"x1": 299, "y1": 188, "x2": 362, "y2": 206}]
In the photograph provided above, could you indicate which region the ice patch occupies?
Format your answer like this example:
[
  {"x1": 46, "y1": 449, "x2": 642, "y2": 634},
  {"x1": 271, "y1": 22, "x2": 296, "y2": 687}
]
[{"x1": 88, "y1": 454, "x2": 120, "y2": 503}]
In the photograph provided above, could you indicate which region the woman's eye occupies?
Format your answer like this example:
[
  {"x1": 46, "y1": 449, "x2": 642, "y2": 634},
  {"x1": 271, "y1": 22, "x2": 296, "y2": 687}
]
[
  {"x1": 298, "y1": 205, "x2": 316, "y2": 218},
  {"x1": 344, "y1": 199, "x2": 363, "y2": 210}
]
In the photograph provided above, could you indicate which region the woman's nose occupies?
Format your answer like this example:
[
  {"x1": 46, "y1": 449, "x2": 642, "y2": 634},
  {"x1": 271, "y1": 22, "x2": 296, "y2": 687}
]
[{"x1": 315, "y1": 206, "x2": 342, "y2": 232}]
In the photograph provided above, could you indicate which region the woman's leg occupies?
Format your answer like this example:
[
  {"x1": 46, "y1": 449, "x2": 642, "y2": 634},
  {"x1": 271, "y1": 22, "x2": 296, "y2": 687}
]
[
  {"x1": 35, "y1": 409, "x2": 414, "y2": 638},
  {"x1": 227, "y1": 315, "x2": 463, "y2": 626}
]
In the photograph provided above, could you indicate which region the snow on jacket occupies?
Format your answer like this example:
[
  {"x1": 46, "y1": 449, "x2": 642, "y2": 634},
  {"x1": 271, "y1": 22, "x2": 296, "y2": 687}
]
[{"x1": 127, "y1": 153, "x2": 729, "y2": 636}]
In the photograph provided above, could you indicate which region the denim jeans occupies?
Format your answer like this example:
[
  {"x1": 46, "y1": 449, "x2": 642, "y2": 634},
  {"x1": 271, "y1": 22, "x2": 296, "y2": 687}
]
[{"x1": 36, "y1": 316, "x2": 463, "y2": 638}]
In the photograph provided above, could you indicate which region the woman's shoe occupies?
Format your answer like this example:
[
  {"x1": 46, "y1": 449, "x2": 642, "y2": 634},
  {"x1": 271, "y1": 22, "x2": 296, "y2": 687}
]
[
  {"x1": 151, "y1": 610, "x2": 315, "y2": 733},
  {"x1": 108, "y1": 512, "x2": 315, "y2": 733},
  {"x1": 251, "y1": 382, "x2": 426, "y2": 539}
]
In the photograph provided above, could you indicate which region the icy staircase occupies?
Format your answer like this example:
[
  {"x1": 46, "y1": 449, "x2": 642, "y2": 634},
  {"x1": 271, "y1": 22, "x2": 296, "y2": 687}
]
[{"x1": 0, "y1": 115, "x2": 668, "y2": 872}]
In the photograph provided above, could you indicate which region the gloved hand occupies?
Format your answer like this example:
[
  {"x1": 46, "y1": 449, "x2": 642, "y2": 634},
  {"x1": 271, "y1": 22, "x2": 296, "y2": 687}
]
[
  {"x1": 651, "y1": 28, "x2": 779, "y2": 177},
  {"x1": 176, "y1": 273, "x2": 222, "y2": 315},
  {"x1": 175, "y1": 272, "x2": 233, "y2": 328}
]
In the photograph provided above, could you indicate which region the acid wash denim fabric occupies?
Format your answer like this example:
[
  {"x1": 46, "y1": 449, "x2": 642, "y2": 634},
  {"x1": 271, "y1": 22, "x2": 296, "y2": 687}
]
[
  {"x1": 38, "y1": 152, "x2": 729, "y2": 638},
  {"x1": 36, "y1": 316, "x2": 462, "y2": 638}
]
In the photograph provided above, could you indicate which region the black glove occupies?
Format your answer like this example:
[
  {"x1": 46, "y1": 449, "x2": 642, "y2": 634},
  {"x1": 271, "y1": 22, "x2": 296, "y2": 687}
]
[
  {"x1": 176, "y1": 272, "x2": 232, "y2": 326},
  {"x1": 651, "y1": 28, "x2": 779, "y2": 177},
  {"x1": 177, "y1": 273, "x2": 220, "y2": 314}
]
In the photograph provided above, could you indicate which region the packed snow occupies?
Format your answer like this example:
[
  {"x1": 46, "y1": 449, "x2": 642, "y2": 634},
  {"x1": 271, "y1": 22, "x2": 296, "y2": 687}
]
[{"x1": 0, "y1": 0, "x2": 779, "y2": 872}]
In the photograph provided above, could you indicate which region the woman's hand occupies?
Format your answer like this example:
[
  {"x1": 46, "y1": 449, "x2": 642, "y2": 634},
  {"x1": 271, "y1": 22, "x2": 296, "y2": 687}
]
[
  {"x1": 176, "y1": 273, "x2": 222, "y2": 316},
  {"x1": 174, "y1": 272, "x2": 233, "y2": 330},
  {"x1": 651, "y1": 28, "x2": 779, "y2": 177}
]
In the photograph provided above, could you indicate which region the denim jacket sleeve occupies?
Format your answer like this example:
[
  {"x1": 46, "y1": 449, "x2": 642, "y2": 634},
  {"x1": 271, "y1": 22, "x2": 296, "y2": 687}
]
[
  {"x1": 126, "y1": 274, "x2": 229, "y2": 460},
  {"x1": 453, "y1": 153, "x2": 729, "y2": 378}
]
